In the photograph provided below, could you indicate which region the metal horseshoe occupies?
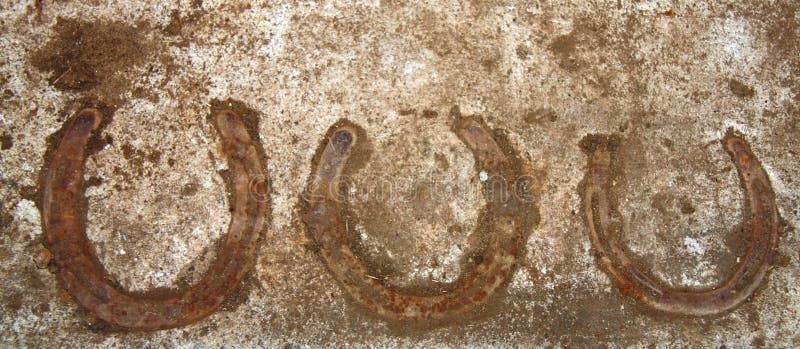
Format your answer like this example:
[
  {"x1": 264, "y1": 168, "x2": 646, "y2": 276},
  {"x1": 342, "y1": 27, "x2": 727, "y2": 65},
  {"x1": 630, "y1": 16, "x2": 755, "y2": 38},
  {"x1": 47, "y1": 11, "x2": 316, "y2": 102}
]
[
  {"x1": 302, "y1": 116, "x2": 536, "y2": 321},
  {"x1": 40, "y1": 106, "x2": 269, "y2": 330},
  {"x1": 579, "y1": 130, "x2": 781, "y2": 316}
]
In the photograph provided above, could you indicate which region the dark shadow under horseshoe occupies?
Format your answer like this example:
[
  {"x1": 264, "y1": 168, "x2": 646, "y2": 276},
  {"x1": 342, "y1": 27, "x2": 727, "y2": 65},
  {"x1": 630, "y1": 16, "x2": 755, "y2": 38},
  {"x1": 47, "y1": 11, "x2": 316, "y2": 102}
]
[
  {"x1": 40, "y1": 106, "x2": 269, "y2": 330},
  {"x1": 579, "y1": 129, "x2": 781, "y2": 316},
  {"x1": 301, "y1": 117, "x2": 536, "y2": 321}
]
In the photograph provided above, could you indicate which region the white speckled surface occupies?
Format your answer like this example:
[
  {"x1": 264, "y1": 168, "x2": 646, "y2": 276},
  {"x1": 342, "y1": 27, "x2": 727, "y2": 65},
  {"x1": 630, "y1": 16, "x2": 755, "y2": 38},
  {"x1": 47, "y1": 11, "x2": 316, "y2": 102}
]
[{"x1": 1, "y1": 0, "x2": 798, "y2": 347}]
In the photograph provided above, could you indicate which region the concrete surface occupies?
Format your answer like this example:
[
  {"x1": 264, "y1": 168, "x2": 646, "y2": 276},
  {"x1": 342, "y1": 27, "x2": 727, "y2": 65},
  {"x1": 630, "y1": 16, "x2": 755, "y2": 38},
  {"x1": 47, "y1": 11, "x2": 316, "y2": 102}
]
[{"x1": 1, "y1": 0, "x2": 798, "y2": 347}]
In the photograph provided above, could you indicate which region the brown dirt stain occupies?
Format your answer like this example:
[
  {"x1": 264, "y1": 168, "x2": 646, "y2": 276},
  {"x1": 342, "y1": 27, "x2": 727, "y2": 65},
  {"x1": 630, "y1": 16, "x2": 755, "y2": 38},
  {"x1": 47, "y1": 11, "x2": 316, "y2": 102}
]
[
  {"x1": 1, "y1": 133, "x2": 13, "y2": 150},
  {"x1": 729, "y1": 79, "x2": 755, "y2": 99},
  {"x1": 30, "y1": 18, "x2": 161, "y2": 104}
]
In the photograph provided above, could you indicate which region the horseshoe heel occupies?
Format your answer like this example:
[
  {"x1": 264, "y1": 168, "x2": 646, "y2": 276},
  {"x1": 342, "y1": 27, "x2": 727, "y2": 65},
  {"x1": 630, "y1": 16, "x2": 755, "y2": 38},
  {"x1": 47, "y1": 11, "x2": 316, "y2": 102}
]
[
  {"x1": 41, "y1": 107, "x2": 269, "y2": 330},
  {"x1": 302, "y1": 118, "x2": 533, "y2": 321},
  {"x1": 580, "y1": 130, "x2": 780, "y2": 316}
]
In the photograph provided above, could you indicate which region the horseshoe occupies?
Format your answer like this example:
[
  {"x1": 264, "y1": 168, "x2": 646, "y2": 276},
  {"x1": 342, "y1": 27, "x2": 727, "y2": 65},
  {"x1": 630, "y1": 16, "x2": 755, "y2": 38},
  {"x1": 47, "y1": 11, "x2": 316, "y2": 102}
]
[
  {"x1": 301, "y1": 117, "x2": 534, "y2": 321},
  {"x1": 40, "y1": 107, "x2": 269, "y2": 330},
  {"x1": 579, "y1": 129, "x2": 781, "y2": 316}
]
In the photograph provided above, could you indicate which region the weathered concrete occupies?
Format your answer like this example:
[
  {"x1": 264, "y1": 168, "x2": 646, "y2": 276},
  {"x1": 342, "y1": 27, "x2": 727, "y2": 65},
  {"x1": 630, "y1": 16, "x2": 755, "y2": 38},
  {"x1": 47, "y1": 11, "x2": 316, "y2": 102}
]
[{"x1": 0, "y1": 0, "x2": 798, "y2": 347}]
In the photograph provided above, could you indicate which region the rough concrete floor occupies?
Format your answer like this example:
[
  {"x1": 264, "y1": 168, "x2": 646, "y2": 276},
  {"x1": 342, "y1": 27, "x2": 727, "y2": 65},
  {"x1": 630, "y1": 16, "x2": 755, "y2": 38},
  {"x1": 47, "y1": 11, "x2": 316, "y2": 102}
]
[{"x1": 1, "y1": 0, "x2": 799, "y2": 347}]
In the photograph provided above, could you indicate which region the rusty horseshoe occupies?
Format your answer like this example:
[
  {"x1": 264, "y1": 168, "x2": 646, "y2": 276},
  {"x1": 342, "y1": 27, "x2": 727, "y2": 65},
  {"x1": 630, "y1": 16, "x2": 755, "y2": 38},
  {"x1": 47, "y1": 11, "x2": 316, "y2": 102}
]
[
  {"x1": 41, "y1": 107, "x2": 269, "y2": 330},
  {"x1": 301, "y1": 116, "x2": 537, "y2": 321},
  {"x1": 579, "y1": 129, "x2": 781, "y2": 316}
]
